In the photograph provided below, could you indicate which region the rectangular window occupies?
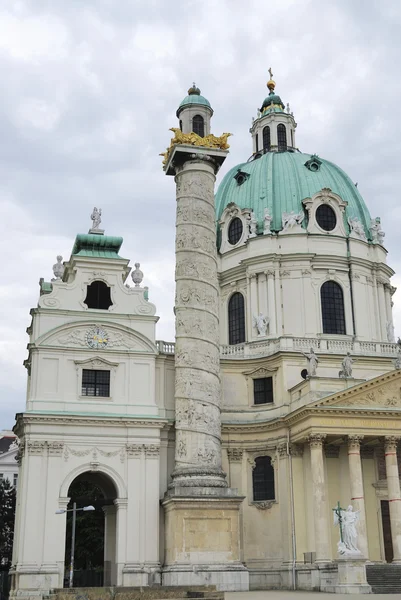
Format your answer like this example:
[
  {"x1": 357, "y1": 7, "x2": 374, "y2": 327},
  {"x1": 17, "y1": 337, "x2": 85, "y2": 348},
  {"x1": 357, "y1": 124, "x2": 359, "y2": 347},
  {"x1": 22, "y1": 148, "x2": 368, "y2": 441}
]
[
  {"x1": 82, "y1": 369, "x2": 110, "y2": 397},
  {"x1": 253, "y1": 377, "x2": 273, "y2": 405},
  {"x1": 13, "y1": 474, "x2": 18, "y2": 487}
]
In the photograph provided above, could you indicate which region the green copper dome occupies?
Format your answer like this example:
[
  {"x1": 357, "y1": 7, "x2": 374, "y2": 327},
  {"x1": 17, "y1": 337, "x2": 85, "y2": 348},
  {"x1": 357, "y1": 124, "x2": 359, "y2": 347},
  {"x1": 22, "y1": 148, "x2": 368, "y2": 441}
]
[
  {"x1": 261, "y1": 91, "x2": 285, "y2": 112},
  {"x1": 215, "y1": 151, "x2": 372, "y2": 238},
  {"x1": 176, "y1": 84, "x2": 212, "y2": 117}
]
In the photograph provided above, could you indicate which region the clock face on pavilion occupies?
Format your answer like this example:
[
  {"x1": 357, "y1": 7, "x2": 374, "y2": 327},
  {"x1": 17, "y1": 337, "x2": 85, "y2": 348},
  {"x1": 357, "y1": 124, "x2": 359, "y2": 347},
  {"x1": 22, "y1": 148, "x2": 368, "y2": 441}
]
[{"x1": 86, "y1": 326, "x2": 109, "y2": 349}]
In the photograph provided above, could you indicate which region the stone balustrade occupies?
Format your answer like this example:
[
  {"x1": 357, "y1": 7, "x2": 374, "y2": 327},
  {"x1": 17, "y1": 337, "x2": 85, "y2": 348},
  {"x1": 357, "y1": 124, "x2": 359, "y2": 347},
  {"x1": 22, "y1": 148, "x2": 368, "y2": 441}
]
[{"x1": 157, "y1": 338, "x2": 400, "y2": 359}]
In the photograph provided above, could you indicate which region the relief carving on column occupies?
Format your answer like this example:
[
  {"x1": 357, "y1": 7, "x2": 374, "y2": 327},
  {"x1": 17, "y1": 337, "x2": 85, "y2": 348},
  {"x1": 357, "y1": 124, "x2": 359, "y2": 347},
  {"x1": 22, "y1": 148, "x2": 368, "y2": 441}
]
[
  {"x1": 308, "y1": 433, "x2": 327, "y2": 448},
  {"x1": 176, "y1": 399, "x2": 220, "y2": 436},
  {"x1": 348, "y1": 435, "x2": 364, "y2": 452},
  {"x1": 227, "y1": 448, "x2": 243, "y2": 462},
  {"x1": 384, "y1": 436, "x2": 401, "y2": 453}
]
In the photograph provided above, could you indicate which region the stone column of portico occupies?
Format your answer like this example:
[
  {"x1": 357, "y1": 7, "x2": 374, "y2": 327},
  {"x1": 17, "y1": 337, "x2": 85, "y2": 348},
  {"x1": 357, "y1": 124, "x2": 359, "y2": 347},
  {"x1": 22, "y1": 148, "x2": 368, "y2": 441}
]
[
  {"x1": 170, "y1": 149, "x2": 228, "y2": 489},
  {"x1": 384, "y1": 436, "x2": 401, "y2": 563},
  {"x1": 347, "y1": 435, "x2": 369, "y2": 558},
  {"x1": 308, "y1": 434, "x2": 331, "y2": 562}
]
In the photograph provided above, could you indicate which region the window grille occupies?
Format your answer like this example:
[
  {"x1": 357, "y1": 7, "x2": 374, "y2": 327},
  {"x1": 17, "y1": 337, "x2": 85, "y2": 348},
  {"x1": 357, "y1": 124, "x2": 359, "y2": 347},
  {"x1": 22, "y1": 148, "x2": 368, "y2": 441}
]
[
  {"x1": 321, "y1": 281, "x2": 346, "y2": 334},
  {"x1": 192, "y1": 115, "x2": 204, "y2": 137},
  {"x1": 82, "y1": 369, "x2": 110, "y2": 397},
  {"x1": 228, "y1": 217, "x2": 243, "y2": 245},
  {"x1": 253, "y1": 456, "x2": 275, "y2": 501},
  {"x1": 253, "y1": 377, "x2": 274, "y2": 404},
  {"x1": 263, "y1": 126, "x2": 271, "y2": 151},
  {"x1": 228, "y1": 293, "x2": 245, "y2": 345},
  {"x1": 277, "y1": 124, "x2": 287, "y2": 151}
]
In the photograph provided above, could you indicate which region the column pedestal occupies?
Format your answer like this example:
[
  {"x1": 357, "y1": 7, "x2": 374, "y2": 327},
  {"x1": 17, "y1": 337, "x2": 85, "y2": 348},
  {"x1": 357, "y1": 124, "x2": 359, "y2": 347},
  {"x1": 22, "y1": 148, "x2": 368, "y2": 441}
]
[
  {"x1": 162, "y1": 490, "x2": 248, "y2": 591},
  {"x1": 321, "y1": 558, "x2": 371, "y2": 594}
]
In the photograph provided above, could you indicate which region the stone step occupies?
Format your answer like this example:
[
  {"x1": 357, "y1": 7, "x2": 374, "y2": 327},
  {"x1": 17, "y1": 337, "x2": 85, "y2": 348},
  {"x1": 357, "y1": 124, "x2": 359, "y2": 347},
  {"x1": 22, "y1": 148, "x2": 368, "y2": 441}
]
[
  {"x1": 366, "y1": 564, "x2": 401, "y2": 594},
  {"x1": 51, "y1": 587, "x2": 224, "y2": 600}
]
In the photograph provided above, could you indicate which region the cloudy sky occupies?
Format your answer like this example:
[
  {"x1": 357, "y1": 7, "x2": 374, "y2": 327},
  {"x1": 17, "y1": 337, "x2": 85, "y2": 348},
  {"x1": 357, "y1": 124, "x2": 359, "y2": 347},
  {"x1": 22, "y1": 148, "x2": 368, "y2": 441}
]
[{"x1": 0, "y1": 0, "x2": 400, "y2": 429}]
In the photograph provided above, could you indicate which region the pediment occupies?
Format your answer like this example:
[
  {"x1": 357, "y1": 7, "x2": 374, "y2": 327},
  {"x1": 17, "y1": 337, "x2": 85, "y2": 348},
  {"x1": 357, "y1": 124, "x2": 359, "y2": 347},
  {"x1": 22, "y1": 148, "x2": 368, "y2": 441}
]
[
  {"x1": 244, "y1": 366, "x2": 278, "y2": 378},
  {"x1": 314, "y1": 370, "x2": 401, "y2": 410},
  {"x1": 36, "y1": 321, "x2": 157, "y2": 354}
]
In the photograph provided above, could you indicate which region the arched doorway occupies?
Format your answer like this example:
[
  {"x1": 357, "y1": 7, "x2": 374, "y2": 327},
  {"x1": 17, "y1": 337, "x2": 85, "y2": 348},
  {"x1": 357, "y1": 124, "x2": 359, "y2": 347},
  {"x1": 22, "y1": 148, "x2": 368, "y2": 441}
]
[{"x1": 64, "y1": 471, "x2": 118, "y2": 587}]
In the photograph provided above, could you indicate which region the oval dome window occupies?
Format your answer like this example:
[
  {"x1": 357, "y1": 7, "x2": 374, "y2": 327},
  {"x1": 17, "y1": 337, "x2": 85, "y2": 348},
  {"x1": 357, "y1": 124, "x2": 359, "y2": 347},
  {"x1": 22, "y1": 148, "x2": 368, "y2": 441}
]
[
  {"x1": 316, "y1": 204, "x2": 336, "y2": 231},
  {"x1": 228, "y1": 217, "x2": 243, "y2": 245}
]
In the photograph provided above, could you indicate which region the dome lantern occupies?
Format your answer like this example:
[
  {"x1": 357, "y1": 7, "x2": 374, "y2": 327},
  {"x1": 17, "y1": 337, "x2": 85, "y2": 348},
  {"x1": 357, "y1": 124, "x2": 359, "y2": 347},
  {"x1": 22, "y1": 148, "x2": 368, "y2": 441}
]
[
  {"x1": 176, "y1": 82, "x2": 213, "y2": 137},
  {"x1": 249, "y1": 70, "x2": 297, "y2": 155}
]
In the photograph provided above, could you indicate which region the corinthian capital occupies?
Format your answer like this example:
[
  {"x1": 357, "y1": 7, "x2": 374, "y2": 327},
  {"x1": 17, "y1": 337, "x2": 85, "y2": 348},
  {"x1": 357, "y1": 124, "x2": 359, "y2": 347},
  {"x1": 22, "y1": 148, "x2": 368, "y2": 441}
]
[
  {"x1": 384, "y1": 436, "x2": 401, "y2": 453},
  {"x1": 348, "y1": 435, "x2": 364, "y2": 452},
  {"x1": 307, "y1": 433, "x2": 326, "y2": 448}
]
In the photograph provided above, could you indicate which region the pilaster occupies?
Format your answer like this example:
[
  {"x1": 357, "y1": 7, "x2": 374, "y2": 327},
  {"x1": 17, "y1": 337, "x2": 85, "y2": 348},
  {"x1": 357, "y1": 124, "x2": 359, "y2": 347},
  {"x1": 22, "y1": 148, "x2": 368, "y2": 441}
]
[
  {"x1": 384, "y1": 436, "x2": 401, "y2": 562},
  {"x1": 308, "y1": 434, "x2": 331, "y2": 562}
]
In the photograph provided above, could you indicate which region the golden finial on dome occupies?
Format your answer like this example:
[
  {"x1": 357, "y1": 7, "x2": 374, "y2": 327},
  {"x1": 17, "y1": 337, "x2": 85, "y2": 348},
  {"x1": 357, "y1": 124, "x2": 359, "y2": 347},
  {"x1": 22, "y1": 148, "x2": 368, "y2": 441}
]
[{"x1": 267, "y1": 67, "x2": 275, "y2": 92}]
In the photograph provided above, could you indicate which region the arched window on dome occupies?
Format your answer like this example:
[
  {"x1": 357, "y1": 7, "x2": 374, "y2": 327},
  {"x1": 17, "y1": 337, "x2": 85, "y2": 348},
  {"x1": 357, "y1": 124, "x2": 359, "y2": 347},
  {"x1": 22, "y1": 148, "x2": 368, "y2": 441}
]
[
  {"x1": 263, "y1": 126, "x2": 271, "y2": 151},
  {"x1": 321, "y1": 281, "x2": 346, "y2": 335},
  {"x1": 277, "y1": 124, "x2": 287, "y2": 151},
  {"x1": 228, "y1": 292, "x2": 245, "y2": 345},
  {"x1": 253, "y1": 456, "x2": 275, "y2": 501},
  {"x1": 192, "y1": 115, "x2": 204, "y2": 137}
]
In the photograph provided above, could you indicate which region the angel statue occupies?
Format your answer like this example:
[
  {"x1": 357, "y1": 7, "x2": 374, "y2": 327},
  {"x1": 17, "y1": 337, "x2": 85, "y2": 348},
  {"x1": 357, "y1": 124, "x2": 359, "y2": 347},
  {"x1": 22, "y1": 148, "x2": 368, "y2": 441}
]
[
  {"x1": 333, "y1": 503, "x2": 361, "y2": 555},
  {"x1": 303, "y1": 348, "x2": 318, "y2": 377},
  {"x1": 253, "y1": 313, "x2": 269, "y2": 337},
  {"x1": 282, "y1": 210, "x2": 304, "y2": 231},
  {"x1": 91, "y1": 207, "x2": 102, "y2": 230}
]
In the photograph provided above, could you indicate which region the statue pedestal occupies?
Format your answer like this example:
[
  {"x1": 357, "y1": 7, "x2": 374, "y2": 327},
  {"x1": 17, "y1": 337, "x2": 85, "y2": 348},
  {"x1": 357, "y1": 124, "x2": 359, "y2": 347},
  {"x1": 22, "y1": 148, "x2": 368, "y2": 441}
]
[
  {"x1": 322, "y1": 558, "x2": 371, "y2": 594},
  {"x1": 162, "y1": 488, "x2": 249, "y2": 591}
]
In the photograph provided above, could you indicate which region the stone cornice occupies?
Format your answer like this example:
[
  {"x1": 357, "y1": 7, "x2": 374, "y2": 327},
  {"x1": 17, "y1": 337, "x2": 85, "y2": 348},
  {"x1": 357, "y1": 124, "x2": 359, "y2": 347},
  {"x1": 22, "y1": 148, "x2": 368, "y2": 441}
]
[{"x1": 14, "y1": 412, "x2": 169, "y2": 436}]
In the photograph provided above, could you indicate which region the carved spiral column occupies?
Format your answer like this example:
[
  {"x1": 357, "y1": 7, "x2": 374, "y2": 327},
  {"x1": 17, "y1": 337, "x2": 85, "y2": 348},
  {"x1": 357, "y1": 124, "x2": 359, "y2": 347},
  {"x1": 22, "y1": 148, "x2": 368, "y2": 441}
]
[
  {"x1": 308, "y1": 434, "x2": 331, "y2": 562},
  {"x1": 384, "y1": 436, "x2": 401, "y2": 562},
  {"x1": 347, "y1": 435, "x2": 368, "y2": 558},
  {"x1": 172, "y1": 155, "x2": 226, "y2": 488}
]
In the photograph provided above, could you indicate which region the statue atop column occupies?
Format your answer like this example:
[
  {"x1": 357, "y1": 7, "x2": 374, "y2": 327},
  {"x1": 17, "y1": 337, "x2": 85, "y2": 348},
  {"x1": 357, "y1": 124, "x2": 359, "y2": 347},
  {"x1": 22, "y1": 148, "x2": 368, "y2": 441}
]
[
  {"x1": 333, "y1": 502, "x2": 361, "y2": 555},
  {"x1": 303, "y1": 348, "x2": 319, "y2": 377}
]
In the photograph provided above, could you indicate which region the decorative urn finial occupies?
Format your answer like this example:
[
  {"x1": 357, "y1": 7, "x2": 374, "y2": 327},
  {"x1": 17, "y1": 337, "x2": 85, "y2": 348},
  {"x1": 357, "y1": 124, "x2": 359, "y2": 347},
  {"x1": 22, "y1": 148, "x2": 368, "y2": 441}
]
[
  {"x1": 131, "y1": 262, "x2": 144, "y2": 287},
  {"x1": 52, "y1": 255, "x2": 64, "y2": 280}
]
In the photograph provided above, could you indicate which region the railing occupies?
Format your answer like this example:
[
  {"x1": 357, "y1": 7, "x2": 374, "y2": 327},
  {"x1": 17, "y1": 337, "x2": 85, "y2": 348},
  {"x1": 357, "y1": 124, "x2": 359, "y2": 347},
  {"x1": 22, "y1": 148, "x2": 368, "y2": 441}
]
[{"x1": 156, "y1": 338, "x2": 400, "y2": 359}]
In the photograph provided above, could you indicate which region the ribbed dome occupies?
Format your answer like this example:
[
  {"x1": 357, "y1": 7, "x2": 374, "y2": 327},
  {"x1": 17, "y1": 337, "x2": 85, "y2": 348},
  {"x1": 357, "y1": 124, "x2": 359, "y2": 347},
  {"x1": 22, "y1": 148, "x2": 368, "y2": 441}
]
[
  {"x1": 215, "y1": 151, "x2": 372, "y2": 238},
  {"x1": 176, "y1": 86, "x2": 212, "y2": 117}
]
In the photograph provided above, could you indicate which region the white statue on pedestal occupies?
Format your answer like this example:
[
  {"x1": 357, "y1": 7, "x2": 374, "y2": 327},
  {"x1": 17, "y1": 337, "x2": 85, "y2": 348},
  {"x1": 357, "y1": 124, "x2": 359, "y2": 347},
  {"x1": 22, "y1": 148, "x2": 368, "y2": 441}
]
[
  {"x1": 387, "y1": 321, "x2": 395, "y2": 343},
  {"x1": 348, "y1": 216, "x2": 367, "y2": 241},
  {"x1": 263, "y1": 208, "x2": 272, "y2": 235},
  {"x1": 370, "y1": 217, "x2": 385, "y2": 245},
  {"x1": 339, "y1": 352, "x2": 353, "y2": 378},
  {"x1": 253, "y1": 313, "x2": 269, "y2": 336},
  {"x1": 303, "y1": 348, "x2": 318, "y2": 377},
  {"x1": 52, "y1": 255, "x2": 64, "y2": 280},
  {"x1": 334, "y1": 504, "x2": 361, "y2": 555},
  {"x1": 91, "y1": 207, "x2": 102, "y2": 230},
  {"x1": 248, "y1": 211, "x2": 258, "y2": 238}
]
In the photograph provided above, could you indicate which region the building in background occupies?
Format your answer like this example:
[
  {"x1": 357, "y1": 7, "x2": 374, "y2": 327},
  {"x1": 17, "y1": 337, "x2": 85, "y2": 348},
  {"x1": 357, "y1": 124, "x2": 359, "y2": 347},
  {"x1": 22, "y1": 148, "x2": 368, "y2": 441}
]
[
  {"x1": 10, "y1": 76, "x2": 401, "y2": 597},
  {"x1": 0, "y1": 431, "x2": 18, "y2": 488}
]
